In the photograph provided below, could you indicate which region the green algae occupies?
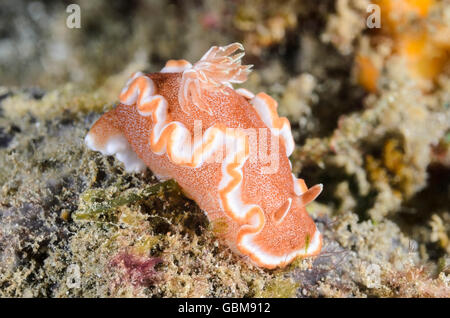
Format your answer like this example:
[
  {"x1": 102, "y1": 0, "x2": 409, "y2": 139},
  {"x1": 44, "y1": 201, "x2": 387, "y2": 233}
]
[
  {"x1": 74, "y1": 180, "x2": 179, "y2": 221},
  {"x1": 210, "y1": 217, "x2": 229, "y2": 235},
  {"x1": 254, "y1": 276, "x2": 300, "y2": 298}
]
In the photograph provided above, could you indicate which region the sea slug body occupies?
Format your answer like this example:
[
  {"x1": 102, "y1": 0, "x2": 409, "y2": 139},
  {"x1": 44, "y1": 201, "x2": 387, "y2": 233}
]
[{"x1": 85, "y1": 43, "x2": 323, "y2": 269}]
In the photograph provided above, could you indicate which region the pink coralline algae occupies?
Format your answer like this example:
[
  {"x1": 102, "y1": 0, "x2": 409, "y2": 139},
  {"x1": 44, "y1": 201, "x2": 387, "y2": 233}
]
[{"x1": 110, "y1": 252, "x2": 162, "y2": 287}]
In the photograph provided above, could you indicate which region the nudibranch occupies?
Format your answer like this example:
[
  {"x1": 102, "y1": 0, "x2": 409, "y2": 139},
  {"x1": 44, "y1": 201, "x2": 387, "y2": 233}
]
[{"x1": 85, "y1": 43, "x2": 323, "y2": 269}]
